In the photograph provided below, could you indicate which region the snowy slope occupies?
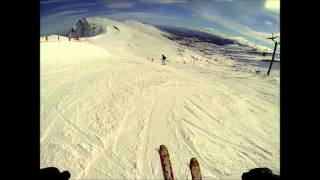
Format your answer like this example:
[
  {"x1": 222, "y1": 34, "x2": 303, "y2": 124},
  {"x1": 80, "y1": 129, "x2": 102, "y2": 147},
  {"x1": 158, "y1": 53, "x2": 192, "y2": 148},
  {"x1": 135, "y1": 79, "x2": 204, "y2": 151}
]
[{"x1": 40, "y1": 18, "x2": 280, "y2": 180}]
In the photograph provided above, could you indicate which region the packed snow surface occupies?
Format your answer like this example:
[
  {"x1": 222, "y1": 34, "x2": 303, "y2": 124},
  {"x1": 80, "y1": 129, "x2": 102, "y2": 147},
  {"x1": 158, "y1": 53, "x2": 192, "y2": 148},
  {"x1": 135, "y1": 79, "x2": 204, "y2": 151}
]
[{"x1": 40, "y1": 18, "x2": 279, "y2": 180}]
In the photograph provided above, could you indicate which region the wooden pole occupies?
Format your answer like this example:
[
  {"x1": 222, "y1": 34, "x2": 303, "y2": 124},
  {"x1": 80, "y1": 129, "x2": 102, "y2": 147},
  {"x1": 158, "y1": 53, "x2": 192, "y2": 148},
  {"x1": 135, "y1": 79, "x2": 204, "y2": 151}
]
[{"x1": 267, "y1": 42, "x2": 278, "y2": 76}]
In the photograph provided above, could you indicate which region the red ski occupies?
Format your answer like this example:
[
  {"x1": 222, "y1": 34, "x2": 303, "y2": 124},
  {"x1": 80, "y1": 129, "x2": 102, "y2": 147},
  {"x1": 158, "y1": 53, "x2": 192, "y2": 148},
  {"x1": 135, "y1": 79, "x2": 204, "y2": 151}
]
[
  {"x1": 190, "y1": 158, "x2": 202, "y2": 180},
  {"x1": 159, "y1": 145, "x2": 174, "y2": 180}
]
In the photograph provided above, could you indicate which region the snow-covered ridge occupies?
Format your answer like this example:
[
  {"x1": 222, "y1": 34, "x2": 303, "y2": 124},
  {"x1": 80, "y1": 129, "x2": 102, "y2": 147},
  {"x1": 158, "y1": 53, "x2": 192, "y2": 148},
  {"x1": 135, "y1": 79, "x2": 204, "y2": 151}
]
[
  {"x1": 70, "y1": 17, "x2": 121, "y2": 37},
  {"x1": 69, "y1": 17, "x2": 163, "y2": 38}
]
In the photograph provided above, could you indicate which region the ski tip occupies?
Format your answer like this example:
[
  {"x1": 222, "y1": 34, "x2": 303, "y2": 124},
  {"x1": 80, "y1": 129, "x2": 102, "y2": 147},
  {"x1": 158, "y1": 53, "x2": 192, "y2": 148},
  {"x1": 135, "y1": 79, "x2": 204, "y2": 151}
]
[
  {"x1": 190, "y1": 157, "x2": 199, "y2": 167},
  {"x1": 159, "y1": 145, "x2": 169, "y2": 157},
  {"x1": 190, "y1": 157, "x2": 198, "y2": 163},
  {"x1": 159, "y1": 145, "x2": 167, "y2": 150}
]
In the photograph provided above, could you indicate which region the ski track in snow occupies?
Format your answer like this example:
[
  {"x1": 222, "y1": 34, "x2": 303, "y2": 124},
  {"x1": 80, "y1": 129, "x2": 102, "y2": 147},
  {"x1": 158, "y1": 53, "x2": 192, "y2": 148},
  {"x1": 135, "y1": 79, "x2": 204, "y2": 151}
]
[{"x1": 41, "y1": 23, "x2": 279, "y2": 180}]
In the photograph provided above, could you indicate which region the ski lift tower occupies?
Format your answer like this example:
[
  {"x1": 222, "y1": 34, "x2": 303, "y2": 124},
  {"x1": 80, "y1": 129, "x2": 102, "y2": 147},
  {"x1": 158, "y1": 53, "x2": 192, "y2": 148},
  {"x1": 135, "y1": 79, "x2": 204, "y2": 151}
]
[{"x1": 267, "y1": 33, "x2": 280, "y2": 75}]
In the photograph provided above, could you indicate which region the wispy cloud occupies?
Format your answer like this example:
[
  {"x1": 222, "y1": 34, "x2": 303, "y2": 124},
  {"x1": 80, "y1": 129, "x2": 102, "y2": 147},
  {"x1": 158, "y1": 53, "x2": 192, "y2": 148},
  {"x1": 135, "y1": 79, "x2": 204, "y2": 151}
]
[
  {"x1": 41, "y1": 2, "x2": 97, "y2": 15},
  {"x1": 107, "y1": 11, "x2": 175, "y2": 21},
  {"x1": 196, "y1": 11, "x2": 276, "y2": 43},
  {"x1": 40, "y1": 0, "x2": 75, "y2": 5},
  {"x1": 264, "y1": 21, "x2": 272, "y2": 25},
  {"x1": 87, "y1": 2, "x2": 98, "y2": 6},
  {"x1": 41, "y1": 9, "x2": 89, "y2": 24},
  {"x1": 140, "y1": 0, "x2": 187, "y2": 4},
  {"x1": 222, "y1": 0, "x2": 234, "y2": 1},
  {"x1": 177, "y1": 0, "x2": 279, "y2": 44},
  {"x1": 40, "y1": 9, "x2": 103, "y2": 35},
  {"x1": 107, "y1": 3, "x2": 133, "y2": 9},
  {"x1": 103, "y1": 0, "x2": 134, "y2": 9},
  {"x1": 192, "y1": 0, "x2": 234, "y2": 2}
]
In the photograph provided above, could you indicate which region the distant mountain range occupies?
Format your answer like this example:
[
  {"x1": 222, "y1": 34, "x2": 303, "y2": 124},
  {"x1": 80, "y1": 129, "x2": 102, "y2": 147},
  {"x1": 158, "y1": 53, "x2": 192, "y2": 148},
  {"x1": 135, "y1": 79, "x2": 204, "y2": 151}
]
[{"x1": 155, "y1": 25, "x2": 238, "y2": 46}]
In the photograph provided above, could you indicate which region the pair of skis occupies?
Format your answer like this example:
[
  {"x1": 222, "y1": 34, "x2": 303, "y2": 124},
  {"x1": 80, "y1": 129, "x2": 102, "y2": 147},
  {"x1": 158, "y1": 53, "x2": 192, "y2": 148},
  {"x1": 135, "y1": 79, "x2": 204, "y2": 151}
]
[{"x1": 159, "y1": 145, "x2": 202, "y2": 180}]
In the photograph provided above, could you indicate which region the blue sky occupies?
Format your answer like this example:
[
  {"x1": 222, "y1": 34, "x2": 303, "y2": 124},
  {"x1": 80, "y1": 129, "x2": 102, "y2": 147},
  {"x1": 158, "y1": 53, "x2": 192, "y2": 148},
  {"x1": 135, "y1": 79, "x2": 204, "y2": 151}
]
[{"x1": 40, "y1": 0, "x2": 280, "y2": 49}]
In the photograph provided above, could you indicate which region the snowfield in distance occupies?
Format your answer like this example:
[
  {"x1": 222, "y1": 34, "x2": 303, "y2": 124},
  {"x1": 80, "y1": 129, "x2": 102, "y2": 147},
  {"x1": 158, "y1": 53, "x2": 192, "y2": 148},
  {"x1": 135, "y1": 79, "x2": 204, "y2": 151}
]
[{"x1": 40, "y1": 18, "x2": 279, "y2": 180}]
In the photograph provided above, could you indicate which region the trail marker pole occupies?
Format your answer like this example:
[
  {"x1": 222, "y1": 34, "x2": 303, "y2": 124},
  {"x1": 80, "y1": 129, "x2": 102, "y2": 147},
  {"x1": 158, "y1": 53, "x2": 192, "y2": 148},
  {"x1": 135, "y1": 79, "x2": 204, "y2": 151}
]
[
  {"x1": 266, "y1": 33, "x2": 280, "y2": 76},
  {"x1": 267, "y1": 41, "x2": 278, "y2": 76}
]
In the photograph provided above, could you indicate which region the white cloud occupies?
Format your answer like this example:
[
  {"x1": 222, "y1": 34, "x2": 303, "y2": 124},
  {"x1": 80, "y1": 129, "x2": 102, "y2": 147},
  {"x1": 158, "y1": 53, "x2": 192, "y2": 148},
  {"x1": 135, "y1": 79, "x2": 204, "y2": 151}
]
[
  {"x1": 87, "y1": 3, "x2": 98, "y2": 6},
  {"x1": 107, "y1": 3, "x2": 133, "y2": 9},
  {"x1": 264, "y1": 21, "x2": 272, "y2": 25},
  {"x1": 216, "y1": 0, "x2": 234, "y2": 1},
  {"x1": 195, "y1": 11, "x2": 278, "y2": 44},
  {"x1": 103, "y1": 0, "x2": 134, "y2": 9},
  {"x1": 41, "y1": 10, "x2": 88, "y2": 24},
  {"x1": 140, "y1": 0, "x2": 187, "y2": 4},
  {"x1": 193, "y1": 0, "x2": 234, "y2": 1},
  {"x1": 40, "y1": 0, "x2": 75, "y2": 5},
  {"x1": 107, "y1": 12, "x2": 175, "y2": 21},
  {"x1": 265, "y1": 0, "x2": 280, "y2": 11}
]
